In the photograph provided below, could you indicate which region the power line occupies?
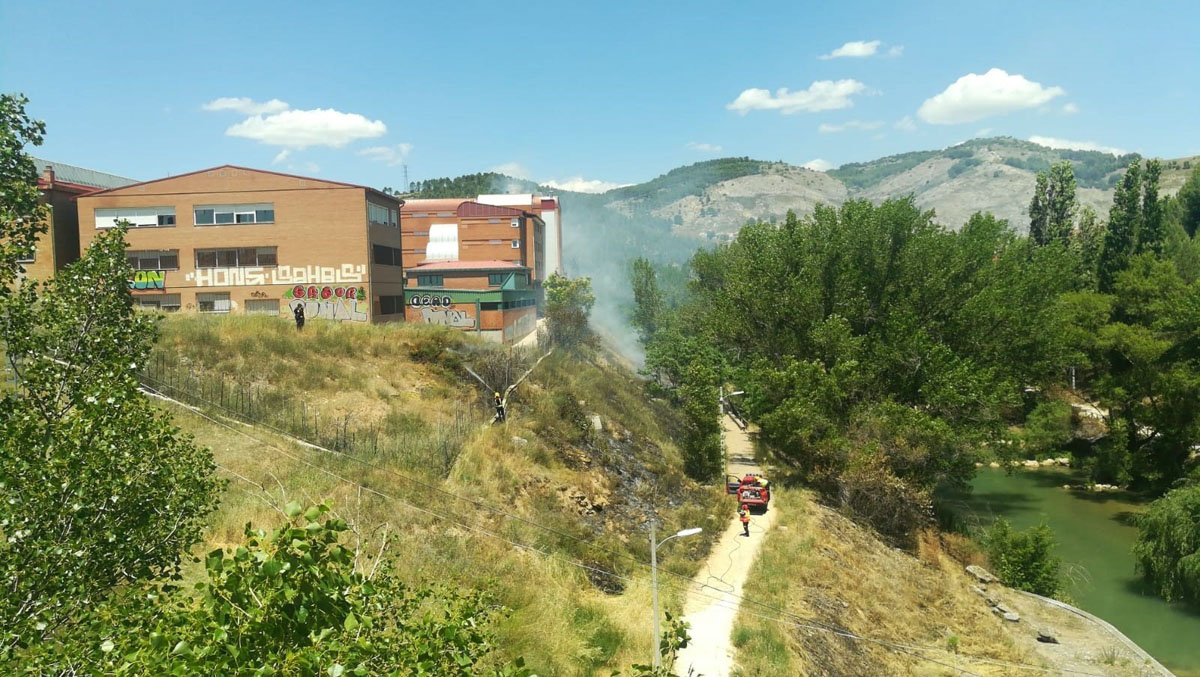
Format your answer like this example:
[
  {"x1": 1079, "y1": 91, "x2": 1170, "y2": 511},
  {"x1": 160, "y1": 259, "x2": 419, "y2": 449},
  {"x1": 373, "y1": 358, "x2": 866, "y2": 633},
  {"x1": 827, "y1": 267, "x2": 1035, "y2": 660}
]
[{"x1": 158, "y1": 388, "x2": 1104, "y2": 677}]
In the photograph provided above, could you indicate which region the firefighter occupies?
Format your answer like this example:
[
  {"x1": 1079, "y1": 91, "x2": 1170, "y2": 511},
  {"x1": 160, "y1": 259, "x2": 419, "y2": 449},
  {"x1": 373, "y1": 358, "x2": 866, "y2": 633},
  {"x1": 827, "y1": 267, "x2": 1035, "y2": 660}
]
[
  {"x1": 493, "y1": 391, "x2": 505, "y2": 423},
  {"x1": 739, "y1": 504, "x2": 750, "y2": 537},
  {"x1": 293, "y1": 303, "x2": 305, "y2": 330}
]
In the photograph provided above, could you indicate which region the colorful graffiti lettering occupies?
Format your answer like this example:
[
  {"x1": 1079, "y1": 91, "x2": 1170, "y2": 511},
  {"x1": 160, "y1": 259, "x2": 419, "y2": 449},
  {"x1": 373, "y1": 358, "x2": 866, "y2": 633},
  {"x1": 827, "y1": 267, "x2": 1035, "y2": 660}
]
[
  {"x1": 185, "y1": 264, "x2": 366, "y2": 287},
  {"x1": 285, "y1": 285, "x2": 367, "y2": 322},
  {"x1": 420, "y1": 307, "x2": 475, "y2": 329},
  {"x1": 129, "y1": 269, "x2": 165, "y2": 291}
]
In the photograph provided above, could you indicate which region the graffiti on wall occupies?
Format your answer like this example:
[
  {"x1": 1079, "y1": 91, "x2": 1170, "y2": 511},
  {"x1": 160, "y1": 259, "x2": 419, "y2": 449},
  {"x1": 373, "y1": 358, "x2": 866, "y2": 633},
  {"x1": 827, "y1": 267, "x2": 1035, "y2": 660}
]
[
  {"x1": 186, "y1": 264, "x2": 366, "y2": 288},
  {"x1": 409, "y1": 294, "x2": 453, "y2": 308},
  {"x1": 129, "y1": 269, "x2": 166, "y2": 290},
  {"x1": 284, "y1": 285, "x2": 368, "y2": 322},
  {"x1": 420, "y1": 307, "x2": 475, "y2": 329}
]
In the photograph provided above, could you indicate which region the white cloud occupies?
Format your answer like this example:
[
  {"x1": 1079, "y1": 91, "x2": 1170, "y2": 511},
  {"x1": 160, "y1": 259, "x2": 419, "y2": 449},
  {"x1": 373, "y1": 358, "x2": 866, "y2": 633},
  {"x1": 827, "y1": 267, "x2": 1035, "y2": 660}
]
[
  {"x1": 727, "y1": 79, "x2": 867, "y2": 115},
  {"x1": 542, "y1": 177, "x2": 630, "y2": 194},
  {"x1": 687, "y1": 141, "x2": 724, "y2": 153},
  {"x1": 272, "y1": 149, "x2": 291, "y2": 164},
  {"x1": 976, "y1": 128, "x2": 994, "y2": 137},
  {"x1": 225, "y1": 108, "x2": 386, "y2": 149},
  {"x1": 1028, "y1": 136, "x2": 1127, "y2": 156},
  {"x1": 820, "y1": 40, "x2": 882, "y2": 60},
  {"x1": 894, "y1": 116, "x2": 918, "y2": 132},
  {"x1": 488, "y1": 162, "x2": 531, "y2": 180},
  {"x1": 357, "y1": 143, "x2": 413, "y2": 167},
  {"x1": 818, "y1": 120, "x2": 884, "y2": 133},
  {"x1": 1061, "y1": 102, "x2": 1079, "y2": 115},
  {"x1": 802, "y1": 159, "x2": 834, "y2": 171},
  {"x1": 887, "y1": 45, "x2": 904, "y2": 57},
  {"x1": 917, "y1": 68, "x2": 1065, "y2": 125},
  {"x1": 203, "y1": 97, "x2": 290, "y2": 115}
]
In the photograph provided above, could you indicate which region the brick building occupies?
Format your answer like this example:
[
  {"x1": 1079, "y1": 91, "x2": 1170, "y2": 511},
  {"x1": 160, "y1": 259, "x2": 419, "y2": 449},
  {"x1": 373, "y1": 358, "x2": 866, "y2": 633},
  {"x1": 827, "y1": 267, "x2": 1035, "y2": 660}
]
[
  {"x1": 403, "y1": 260, "x2": 537, "y2": 343},
  {"x1": 76, "y1": 165, "x2": 405, "y2": 322},
  {"x1": 19, "y1": 159, "x2": 136, "y2": 282},
  {"x1": 476, "y1": 193, "x2": 563, "y2": 276}
]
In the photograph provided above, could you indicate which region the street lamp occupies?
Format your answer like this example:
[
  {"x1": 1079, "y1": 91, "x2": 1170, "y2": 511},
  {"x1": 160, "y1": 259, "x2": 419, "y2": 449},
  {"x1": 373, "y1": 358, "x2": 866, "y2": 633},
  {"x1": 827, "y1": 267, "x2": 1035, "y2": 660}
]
[{"x1": 651, "y1": 525, "x2": 703, "y2": 669}]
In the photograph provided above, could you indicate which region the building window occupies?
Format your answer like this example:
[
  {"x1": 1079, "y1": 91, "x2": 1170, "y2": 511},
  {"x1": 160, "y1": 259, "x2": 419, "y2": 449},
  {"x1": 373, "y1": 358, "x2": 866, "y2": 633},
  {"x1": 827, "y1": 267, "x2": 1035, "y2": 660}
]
[
  {"x1": 411, "y1": 230, "x2": 429, "y2": 236},
  {"x1": 195, "y1": 247, "x2": 277, "y2": 268},
  {"x1": 135, "y1": 294, "x2": 181, "y2": 311},
  {"x1": 488, "y1": 273, "x2": 508, "y2": 287},
  {"x1": 95, "y1": 207, "x2": 175, "y2": 229},
  {"x1": 245, "y1": 299, "x2": 280, "y2": 315},
  {"x1": 194, "y1": 203, "x2": 274, "y2": 226},
  {"x1": 488, "y1": 218, "x2": 501, "y2": 223},
  {"x1": 437, "y1": 211, "x2": 453, "y2": 217},
  {"x1": 411, "y1": 212, "x2": 427, "y2": 218},
  {"x1": 16, "y1": 247, "x2": 35, "y2": 263},
  {"x1": 510, "y1": 240, "x2": 521, "y2": 249},
  {"x1": 368, "y1": 202, "x2": 398, "y2": 227},
  {"x1": 127, "y1": 250, "x2": 179, "y2": 270},
  {"x1": 372, "y1": 244, "x2": 404, "y2": 266},
  {"x1": 197, "y1": 292, "x2": 230, "y2": 313},
  {"x1": 379, "y1": 295, "x2": 404, "y2": 315},
  {"x1": 510, "y1": 218, "x2": 520, "y2": 228},
  {"x1": 416, "y1": 274, "x2": 443, "y2": 287}
]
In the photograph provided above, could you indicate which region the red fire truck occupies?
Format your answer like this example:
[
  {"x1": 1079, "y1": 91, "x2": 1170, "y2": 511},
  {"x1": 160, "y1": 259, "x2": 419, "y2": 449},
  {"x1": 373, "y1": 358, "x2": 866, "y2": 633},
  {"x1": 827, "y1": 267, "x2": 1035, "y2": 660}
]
[{"x1": 726, "y1": 473, "x2": 770, "y2": 512}]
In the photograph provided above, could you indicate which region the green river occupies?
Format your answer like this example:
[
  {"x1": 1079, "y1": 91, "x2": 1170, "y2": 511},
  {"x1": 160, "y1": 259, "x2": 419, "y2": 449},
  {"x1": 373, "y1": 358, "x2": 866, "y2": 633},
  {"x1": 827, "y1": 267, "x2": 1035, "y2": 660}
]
[{"x1": 949, "y1": 467, "x2": 1200, "y2": 676}]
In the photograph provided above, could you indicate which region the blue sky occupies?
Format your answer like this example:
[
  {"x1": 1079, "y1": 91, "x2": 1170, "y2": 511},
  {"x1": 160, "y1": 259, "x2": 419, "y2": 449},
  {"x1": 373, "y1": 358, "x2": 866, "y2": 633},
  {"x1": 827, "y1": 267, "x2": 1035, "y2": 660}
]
[{"x1": 3, "y1": 0, "x2": 1198, "y2": 192}]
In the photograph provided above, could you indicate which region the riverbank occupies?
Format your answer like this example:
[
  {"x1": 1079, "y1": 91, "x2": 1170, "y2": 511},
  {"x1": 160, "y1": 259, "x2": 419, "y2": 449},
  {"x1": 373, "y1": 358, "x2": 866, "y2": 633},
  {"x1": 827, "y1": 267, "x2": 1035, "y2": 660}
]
[{"x1": 948, "y1": 466, "x2": 1200, "y2": 675}]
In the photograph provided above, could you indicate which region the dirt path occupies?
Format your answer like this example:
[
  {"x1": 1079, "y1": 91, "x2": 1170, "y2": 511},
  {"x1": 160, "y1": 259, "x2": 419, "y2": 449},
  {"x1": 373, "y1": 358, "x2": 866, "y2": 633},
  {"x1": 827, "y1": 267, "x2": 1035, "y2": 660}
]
[{"x1": 673, "y1": 415, "x2": 777, "y2": 677}]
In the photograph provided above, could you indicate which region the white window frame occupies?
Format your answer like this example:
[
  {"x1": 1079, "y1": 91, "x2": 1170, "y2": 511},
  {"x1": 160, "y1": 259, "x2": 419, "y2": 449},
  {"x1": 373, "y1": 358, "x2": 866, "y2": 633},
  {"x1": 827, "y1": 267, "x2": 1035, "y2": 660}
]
[
  {"x1": 95, "y1": 207, "x2": 176, "y2": 229},
  {"x1": 510, "y1": 240, "x2": 521, "y2": 249},
  {"x1": 244, "y1": 299, "x2": 280, "y2": 315},
  {"x1": 510, "y1": 218, "x2": 520, "y2": 228},
  {"x1": 194, "y1": 203, "x2": 275, "y2": 226},
  {"x1": 197, "y1": 292, "x2": 231, "y2": 314},
  {"x1": 127, "y1": 249, "x2": 180, "y2": 271}
]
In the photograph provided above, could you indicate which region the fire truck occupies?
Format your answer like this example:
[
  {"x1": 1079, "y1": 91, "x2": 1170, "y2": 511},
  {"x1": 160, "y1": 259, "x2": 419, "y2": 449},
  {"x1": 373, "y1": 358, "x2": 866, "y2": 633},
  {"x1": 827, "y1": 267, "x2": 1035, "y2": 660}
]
[{"x1": 726, "y1": 473, "x2": 770, "y2": 512}]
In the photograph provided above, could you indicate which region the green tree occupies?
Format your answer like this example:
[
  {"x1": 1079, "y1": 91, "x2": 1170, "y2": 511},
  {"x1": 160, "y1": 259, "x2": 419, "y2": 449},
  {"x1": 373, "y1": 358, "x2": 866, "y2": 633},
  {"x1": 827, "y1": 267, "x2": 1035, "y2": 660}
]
[
  {"x1": 628, "y1": 257, "x2": 665, "y2": 344},
  {"x1": 1028, "y1": 162, "x2": 1078, "y2": 246},
  {"x1": 1021, "y1": 400, "x2": 1074, "y2": 457},
  {"x1": 1139, "y1": 159, "x2": 1165, "y2": 256},
  {"x1": 0, "y1": 94, "x2": 222, "y2": 653},
  {"x1": 983, "y1": 519, "x2": 1063, "y2": 597},
  {"x1": 1174, "y1": 163, "x2": 1200, "y2": 238},
  {"x1": 543, "y1": 272, "x2": 595, "y2": 350},
  {"x1": 0, "y1": 94, "x2": 47, "y2": 288},
  {"x1": 1071, "y1": 205, "x2": 1104, "y2": 286},
  {"x1": 21, "y1": 503, "x2": 527, "y2": 675},
  {"x1": 1099, "y1": 160, "x2": 1142, "y2": 292},
  {"x1": 1133, "y1": 484, "x2": 1200, "y2": 605},
  {"x1": 678, "y1": 360, "x2": 723, "y2": 481}
]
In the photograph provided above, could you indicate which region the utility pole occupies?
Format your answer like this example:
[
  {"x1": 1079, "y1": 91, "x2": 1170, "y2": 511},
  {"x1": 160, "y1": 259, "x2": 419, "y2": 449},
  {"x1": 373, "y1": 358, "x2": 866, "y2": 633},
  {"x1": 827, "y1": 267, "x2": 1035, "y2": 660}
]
[{"x1": 651, "y1": 524, "x2": 660, "y2": 670}]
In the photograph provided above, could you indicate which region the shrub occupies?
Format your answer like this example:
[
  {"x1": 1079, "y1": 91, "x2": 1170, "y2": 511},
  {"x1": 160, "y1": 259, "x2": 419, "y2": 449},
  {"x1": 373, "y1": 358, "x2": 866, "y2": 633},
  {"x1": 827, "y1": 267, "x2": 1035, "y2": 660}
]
[
  {"x1": 1022, "y1": 400, "x2": 1073, "y2": 456},
  {"x1": 983, "y1": 519, "x2": 1063, "y2": 597},
  {"x1": 1133, "y1": 483, "x2": 1200, "y2": 604}
]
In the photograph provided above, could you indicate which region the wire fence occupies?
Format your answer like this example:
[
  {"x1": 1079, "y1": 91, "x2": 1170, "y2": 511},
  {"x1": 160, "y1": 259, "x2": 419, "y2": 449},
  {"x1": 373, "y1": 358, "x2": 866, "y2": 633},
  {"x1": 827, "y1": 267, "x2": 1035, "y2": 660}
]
[{"x1": 140, "y1": 352, "x2": 482, "y2": 477}]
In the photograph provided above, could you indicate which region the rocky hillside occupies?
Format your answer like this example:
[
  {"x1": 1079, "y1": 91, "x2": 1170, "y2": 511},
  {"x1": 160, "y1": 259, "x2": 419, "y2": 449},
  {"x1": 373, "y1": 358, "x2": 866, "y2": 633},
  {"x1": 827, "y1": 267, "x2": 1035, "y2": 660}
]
[{"x1": 598, "y1": 138, "x2": 1194, "y2": 237}]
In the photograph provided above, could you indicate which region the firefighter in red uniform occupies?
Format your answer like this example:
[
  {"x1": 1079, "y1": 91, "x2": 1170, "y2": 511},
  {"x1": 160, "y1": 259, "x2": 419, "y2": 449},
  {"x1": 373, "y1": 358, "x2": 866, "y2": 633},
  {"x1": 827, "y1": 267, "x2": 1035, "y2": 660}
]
[{"x1": 739, "y1": 504, "x2": 750, "y2": 537}]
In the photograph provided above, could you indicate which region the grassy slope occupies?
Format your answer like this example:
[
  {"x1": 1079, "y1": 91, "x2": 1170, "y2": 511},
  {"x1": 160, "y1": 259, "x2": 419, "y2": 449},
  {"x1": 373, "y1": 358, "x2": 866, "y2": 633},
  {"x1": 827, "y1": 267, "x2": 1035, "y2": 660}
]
[
  {"x1": 731, "y1": 488, "x2": 1031, "y2": 676},
  {"x1": 148, "y1": 315, "x2": 724, "y2": 676}
]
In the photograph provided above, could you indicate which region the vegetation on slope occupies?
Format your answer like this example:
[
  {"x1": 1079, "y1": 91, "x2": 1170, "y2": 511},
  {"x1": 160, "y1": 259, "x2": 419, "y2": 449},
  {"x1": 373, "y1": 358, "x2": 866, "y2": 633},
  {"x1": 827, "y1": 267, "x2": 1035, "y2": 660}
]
[
  {"x1": 146, "y1": 314, "x2": 726, "y2": 674},
  {"x1": 406, "y1": 171, "x2": 546, "y2": 198},
  {"x1": 630, "y1": 158, "x2": 1200, "y2": 608}
]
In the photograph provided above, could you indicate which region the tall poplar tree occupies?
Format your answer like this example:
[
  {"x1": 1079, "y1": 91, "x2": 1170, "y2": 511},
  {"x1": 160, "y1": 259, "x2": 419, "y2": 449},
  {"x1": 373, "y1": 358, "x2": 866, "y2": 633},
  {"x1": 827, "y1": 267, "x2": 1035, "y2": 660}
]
[
  {"x1": 1028, "y1": 161, "x2": 1078, "y2": 246},
  {"x1": 1098, "y1": 161, "x2": 1143, "y2": 292}
]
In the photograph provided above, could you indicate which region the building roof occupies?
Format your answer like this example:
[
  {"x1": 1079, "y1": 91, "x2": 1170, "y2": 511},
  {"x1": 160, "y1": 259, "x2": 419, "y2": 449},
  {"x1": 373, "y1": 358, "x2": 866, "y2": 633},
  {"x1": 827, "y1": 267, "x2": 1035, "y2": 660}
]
[
  {"x1": 456, "y1": 201, "x2": 526, "y2": 218},
  {"x1": 77, "y1": 164, "x2": 400, "y2": 204},
  {"x1": 32, "y1": 157, "x2": 137, "y2": 190},
  {"x1": 401, "y1": 198, "x2": 468, "y2": 213},
  {"x1": 406, "y1": 260, "x2": 528, "y2": 273}
]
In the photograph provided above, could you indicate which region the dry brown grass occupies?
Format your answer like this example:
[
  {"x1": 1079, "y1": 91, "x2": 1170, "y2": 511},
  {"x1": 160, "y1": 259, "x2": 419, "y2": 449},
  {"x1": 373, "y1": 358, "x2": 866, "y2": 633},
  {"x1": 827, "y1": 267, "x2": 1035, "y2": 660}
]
[
  {"x1": 150, "y1": 315, "x2": 726, "y2": 675},
  {"x1": 732, "y1": 488, "x2": 1042, "y2": 676}
]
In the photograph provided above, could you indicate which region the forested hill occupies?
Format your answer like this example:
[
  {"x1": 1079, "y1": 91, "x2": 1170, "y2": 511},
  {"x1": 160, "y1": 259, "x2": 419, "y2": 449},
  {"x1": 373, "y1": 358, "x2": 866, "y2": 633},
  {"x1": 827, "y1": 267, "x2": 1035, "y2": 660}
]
[{"x1": 403, "y1": 139, "x2": 1197, "y2": 240}]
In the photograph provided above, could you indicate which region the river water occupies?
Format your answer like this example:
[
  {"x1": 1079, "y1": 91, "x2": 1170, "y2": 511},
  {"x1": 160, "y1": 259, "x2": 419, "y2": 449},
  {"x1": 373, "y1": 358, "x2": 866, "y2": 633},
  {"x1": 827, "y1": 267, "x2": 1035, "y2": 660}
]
[{"x1": 947, "y1": 467, "x2": 1200, "y2": 675}]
